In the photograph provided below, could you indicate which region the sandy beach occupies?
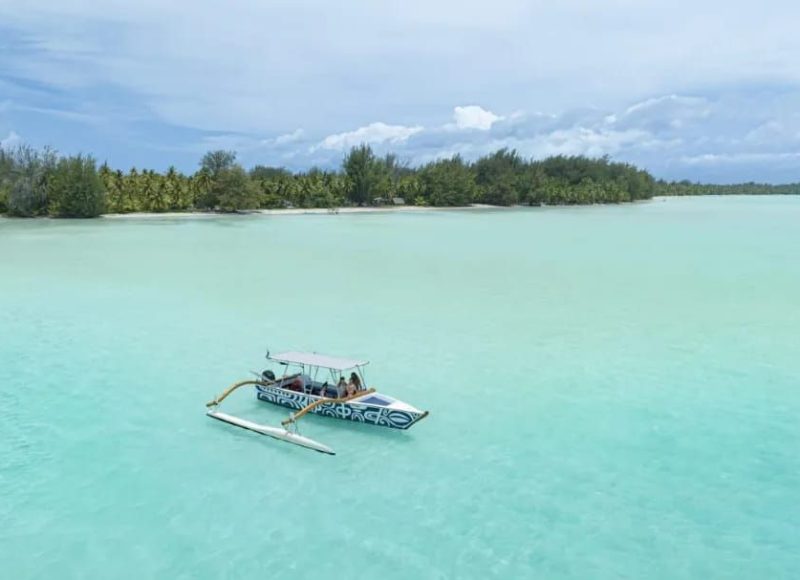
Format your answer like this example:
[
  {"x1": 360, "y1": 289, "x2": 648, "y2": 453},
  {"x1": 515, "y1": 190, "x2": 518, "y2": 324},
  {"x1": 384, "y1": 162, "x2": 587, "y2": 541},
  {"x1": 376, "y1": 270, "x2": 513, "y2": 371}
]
[{"x1": 100, "y1": 204, "x2": 501, "y2": 219}]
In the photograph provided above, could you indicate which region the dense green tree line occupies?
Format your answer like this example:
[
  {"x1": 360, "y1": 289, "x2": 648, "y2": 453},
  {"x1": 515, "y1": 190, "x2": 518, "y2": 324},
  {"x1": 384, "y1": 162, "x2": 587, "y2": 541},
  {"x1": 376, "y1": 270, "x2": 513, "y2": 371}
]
[
  {"x1": 0, "y1": 146, "x2": 104, "y2": 217},
  {"x1": 655, "y1": 180, "x2": 800, "y2": 196},
  {"x1": 331, "y1": 148, "x2": 658, "y2": 207},
  {"x1": 11, "y1": 140, "x2": 794, "y2": 218}
]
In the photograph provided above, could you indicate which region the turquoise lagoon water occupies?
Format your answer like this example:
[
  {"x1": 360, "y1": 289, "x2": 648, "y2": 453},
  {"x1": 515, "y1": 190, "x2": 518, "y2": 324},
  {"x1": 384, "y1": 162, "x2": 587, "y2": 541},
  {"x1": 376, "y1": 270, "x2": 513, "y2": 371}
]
[{"x1": 1, "y1": 196, "x2": 799, "y2": 579}]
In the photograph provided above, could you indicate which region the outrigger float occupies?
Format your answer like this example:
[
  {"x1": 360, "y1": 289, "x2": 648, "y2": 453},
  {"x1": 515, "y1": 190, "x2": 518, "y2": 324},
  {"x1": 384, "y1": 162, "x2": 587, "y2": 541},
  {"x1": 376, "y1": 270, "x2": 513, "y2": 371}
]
[{"x1": 206, "y1": 350, "x2": 428, "y2": 455}]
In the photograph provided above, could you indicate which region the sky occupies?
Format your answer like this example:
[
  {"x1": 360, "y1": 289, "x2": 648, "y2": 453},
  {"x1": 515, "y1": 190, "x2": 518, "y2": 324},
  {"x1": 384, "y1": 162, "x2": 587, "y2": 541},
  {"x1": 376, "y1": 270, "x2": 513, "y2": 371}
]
[{"x1": 1, "y1": 0, "x2": 800, "y2": 183}]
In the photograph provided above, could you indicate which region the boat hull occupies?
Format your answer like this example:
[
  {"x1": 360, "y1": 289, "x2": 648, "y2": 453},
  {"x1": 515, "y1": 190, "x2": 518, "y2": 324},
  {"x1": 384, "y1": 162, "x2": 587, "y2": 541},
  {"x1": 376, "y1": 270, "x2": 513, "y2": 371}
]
[{"x1": 255, "y1": 384, "x2": 427, "y2": 430}]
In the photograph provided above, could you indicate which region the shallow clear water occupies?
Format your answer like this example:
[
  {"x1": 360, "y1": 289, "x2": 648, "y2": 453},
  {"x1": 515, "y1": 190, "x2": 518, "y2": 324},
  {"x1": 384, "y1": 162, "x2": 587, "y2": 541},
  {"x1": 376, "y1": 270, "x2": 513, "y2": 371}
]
[{"x1": 1, "y1": 196, "x2": 799, "y2": 579}]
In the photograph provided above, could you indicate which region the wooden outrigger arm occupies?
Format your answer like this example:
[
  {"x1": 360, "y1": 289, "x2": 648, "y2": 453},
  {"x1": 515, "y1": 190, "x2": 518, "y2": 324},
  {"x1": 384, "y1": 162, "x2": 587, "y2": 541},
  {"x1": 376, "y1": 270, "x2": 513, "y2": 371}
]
[
  {"x1": 206, "y1": 379, "x2": 265, "y2": 408},
  {"x1": 205, "y1": 375, "x2": 337, "y2": 455},
  {"x1": 281, "y1": 388, "x2": 376, "y2": 427},
  {"x1": 205, "y1": 374, "x2": 302, "y2": 408}
]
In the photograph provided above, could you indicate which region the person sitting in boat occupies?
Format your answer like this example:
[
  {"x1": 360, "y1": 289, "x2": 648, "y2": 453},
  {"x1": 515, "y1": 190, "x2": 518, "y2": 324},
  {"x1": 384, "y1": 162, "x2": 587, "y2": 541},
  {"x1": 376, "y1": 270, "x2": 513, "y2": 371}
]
[
  {"x1": 347, "y1": 372, "x2": 362, "y2": 395},
  {"x1": 287, "y1": 375, "x2": 305, "y2": 392},
  {"x1": 336, "y1": 376, "x2": 347, "y2": 398}
]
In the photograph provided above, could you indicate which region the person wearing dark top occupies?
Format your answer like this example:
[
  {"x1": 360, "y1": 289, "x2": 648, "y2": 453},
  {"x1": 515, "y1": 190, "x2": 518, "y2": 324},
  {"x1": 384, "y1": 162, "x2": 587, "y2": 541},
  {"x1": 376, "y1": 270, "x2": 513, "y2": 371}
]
[{"x1": 348, "y1": 372, "x2": 362, "y2": 394}]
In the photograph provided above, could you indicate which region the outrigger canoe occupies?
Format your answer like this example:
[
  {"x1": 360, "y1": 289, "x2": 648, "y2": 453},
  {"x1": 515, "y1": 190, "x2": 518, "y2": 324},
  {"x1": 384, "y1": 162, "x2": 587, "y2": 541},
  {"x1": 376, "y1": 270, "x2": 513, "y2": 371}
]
[
  {"x1": 255, "y1": 351, "x2": 429, "y2": 430},
  {"x1": 205, "y1": 350, "x2": 428, "y2": 454}
]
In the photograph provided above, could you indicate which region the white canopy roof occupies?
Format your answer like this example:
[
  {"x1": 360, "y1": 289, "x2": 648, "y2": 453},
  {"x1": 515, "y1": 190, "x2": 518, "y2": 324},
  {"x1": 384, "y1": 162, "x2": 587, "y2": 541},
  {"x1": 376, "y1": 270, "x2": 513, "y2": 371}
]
[{"x1": 268, "y1": 351, "x2": 368, "y2": 370}]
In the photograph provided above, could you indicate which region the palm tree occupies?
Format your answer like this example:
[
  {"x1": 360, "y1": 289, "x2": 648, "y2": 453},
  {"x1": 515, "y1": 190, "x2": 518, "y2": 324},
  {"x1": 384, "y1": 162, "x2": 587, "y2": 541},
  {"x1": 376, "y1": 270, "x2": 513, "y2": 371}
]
[
  {"x1": 124, "y1": 168, "x2": 143, "y2": 212},
  {"x1": 165, "y1": 166, "x2": 182, "y2": 210},
  {"x1": 192, "y1": 168, "x2": 213, "y2": 209}
]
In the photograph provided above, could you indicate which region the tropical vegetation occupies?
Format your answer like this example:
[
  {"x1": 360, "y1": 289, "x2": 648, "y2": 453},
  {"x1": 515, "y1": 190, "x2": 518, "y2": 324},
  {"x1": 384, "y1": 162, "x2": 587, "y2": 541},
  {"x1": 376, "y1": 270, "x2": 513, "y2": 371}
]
[
  {"x1": 655, "y1": 180, "x2": 800, "y2": 196},
  {"x1": 0, "y1": 141, "x2": 795, "y2": 219}
]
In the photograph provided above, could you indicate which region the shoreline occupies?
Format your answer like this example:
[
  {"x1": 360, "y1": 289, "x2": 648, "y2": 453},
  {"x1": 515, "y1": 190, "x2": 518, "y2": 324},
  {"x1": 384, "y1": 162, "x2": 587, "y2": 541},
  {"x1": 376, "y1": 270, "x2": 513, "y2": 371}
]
[
  {"x1": 99, "y1": 204, "x2": 504, "y2": 219},
  {"x1": 3, "y1": 196, "x2": 795, "y2": 222}
]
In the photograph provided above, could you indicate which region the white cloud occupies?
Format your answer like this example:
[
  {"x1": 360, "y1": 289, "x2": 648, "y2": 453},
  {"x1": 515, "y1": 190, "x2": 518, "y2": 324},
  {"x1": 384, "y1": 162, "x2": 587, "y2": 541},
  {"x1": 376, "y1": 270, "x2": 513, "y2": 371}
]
[
  {"x1": 528, "y1": 127, "x2": 651, "y2": 158},
  {"x1": 246, "y1": 89, "x2": 800, "y2": 182},
  {"x1": 621, "y1": 95, "x2": 704, "y2": 117},
  {"x1": 315, "y1": 122, "x2": 423, "y2": 151},
  {"x1": 411, "y1": 125, "x2": 669, "y2": 168},
  {"x1": 3, "y1": 0, "x2": 800, "y2": 139},
  {"x1": 3, "y1": 0, "x2": 800, "y2": 183},
  {"x1": 13, "y1": 104, "x2": 100, "y2": 124},
  {"x1": 192, "y1": 128, "x2": 307, "y2": 154},
  {"x1": 272, "y1": 128, "x2": 304, "y2": 145},
  {"x1": 745, "y1": 119, "x2": 800, "y2": 145},
  {"x1": 680, "y1": 151, "x2": 800, "y2": 165},
  {"x1": 452, "y1": 105, "x2": 502, "y2": 130},
  {"x1": 195, "y1": 133, "x2": 258, "y2": 152},
  {"x1": 1, "y1": 131, "x2": 21, "y2": 149},
  {"x1": 610, "y1": 95, "x2": 711, "y2": 132}
]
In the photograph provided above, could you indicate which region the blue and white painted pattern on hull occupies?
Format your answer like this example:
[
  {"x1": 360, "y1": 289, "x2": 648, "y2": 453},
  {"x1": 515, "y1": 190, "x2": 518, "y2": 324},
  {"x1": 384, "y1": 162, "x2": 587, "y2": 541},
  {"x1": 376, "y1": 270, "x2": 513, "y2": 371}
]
[{"x1": 255, "y1": 385, "x2": 425, "y2": 430}]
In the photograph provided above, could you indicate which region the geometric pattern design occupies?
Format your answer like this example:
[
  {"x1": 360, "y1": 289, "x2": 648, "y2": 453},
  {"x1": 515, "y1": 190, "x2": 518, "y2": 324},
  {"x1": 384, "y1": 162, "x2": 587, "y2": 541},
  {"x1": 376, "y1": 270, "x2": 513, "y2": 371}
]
[{"x1": 255, "y1": 384, "x2": 426, "y2": 430}]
